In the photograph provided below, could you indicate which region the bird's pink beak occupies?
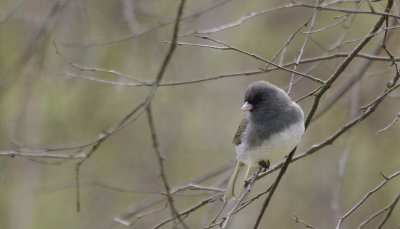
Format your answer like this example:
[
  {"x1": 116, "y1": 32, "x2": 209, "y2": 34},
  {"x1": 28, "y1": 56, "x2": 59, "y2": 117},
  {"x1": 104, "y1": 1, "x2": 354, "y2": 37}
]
[{"x1": 241, "y1": 101, "x2": 253, "y2": 112}]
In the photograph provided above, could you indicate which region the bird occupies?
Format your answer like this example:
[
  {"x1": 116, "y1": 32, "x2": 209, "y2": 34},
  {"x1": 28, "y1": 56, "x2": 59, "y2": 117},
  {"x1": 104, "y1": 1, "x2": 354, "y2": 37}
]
[{"x1": 224, "y1": 81, "x2": 305, "y2": 201}]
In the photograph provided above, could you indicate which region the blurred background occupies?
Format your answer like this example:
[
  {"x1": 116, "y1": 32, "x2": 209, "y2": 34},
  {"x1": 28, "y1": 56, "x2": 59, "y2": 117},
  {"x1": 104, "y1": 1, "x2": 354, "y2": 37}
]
[{"x1": 0, "y1": 0, "x2": 399, "y2": 228}]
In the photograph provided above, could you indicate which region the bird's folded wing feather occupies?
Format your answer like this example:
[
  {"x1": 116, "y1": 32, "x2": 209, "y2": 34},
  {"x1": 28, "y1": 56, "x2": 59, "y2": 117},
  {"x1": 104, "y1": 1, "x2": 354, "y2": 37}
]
[{"x1": 233, "y1": 118, "x2": 247, "y2": 146}]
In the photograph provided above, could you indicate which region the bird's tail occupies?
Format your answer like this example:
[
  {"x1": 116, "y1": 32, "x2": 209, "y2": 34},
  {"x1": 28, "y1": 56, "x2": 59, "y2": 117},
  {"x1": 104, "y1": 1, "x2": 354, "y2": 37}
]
[{"x1": 224, "y1": 161, "x2": 251, "y2": 201}]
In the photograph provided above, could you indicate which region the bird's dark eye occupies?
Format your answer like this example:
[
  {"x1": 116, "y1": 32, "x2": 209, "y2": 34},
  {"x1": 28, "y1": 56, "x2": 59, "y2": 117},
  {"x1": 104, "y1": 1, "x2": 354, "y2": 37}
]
[{"x1": 255, "y1": 96, "x2": 263, "y2": 103}]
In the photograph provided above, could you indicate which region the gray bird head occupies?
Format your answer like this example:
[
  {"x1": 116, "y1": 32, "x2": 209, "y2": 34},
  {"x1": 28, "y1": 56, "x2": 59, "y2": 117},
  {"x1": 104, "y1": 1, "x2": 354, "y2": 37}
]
[{"x1": 242, "y1": 81, "x2": 291, "y2": 115}]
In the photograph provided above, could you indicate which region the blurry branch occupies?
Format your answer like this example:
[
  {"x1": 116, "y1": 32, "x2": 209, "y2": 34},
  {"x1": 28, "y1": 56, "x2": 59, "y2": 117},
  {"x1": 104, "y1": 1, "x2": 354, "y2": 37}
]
[
  {"x1": 39, "y1": 180, "x2": 223, "y2": 196},
  {"x1": 6, "y1": 0, "x2": 400, "y2": 227},
  {"x1": 265, "y1": 15, "x2": 313, "y2": 68},
  {"x1": 249, "y1": 77, "x2": 400, "y2": 217},
  {"x1": 374, "y1": 192, "x2": 400, "y2": 229},
  {"x1": 0, "y1": 0, "x2": 24, "y2": 25},
  {"x1": 335, "y1": 170, "x2": 400, "y2": 229},
  {"x1": 62, "y1": 51, "x2": 399, "y2": 88},
  {"x1": 312, "y1": 32, "x2": 386, "y2": 120},
  {"x1": 376, "y1": 111, "x2": 400, "y2": 133},
  {"x1": 164, "y1": 41, "x2": 230, "y2": 50},
  {"x1": 304, "y1": 0, "x2": 393, "y2": 128},
  {"x1": 23, "y1": 0, "x2": 187, "y2": 213},
  {"x1": 181, "y1": 4, "x2": 298, "y2": 36},
  {"x1": 170, "y1": 184, "x2": 224, "y2": 195},
  {"x1": 220, "y1": 169, "x2": 261, "y2": 228},
  {"x1": 251, "y1": 76, "x2": 400, "y2": 227},
  {"x1": 233, "y1": 185, "x2": 272, "y2": 214},
  {"x1": 152, "y1": 193, "x2": 223, "y2": 229},
  {"x1": 294, "y1": 0, "x2": 365, "y2": 99},
  {"x1": 53, "y1": 42, "x2": 151, "y2": 84},
  {"x1": 290, "y1": 1, "x2": 400, "y2": 19},
  {"x1": 204, "y1": 202, "x2": 227, "y2": 229},
  {"x1": 357, "y1": 192, "x2": 400, "y2": 229},
  {"x1": 287, "y1": 2, "x2": 318, "y2": 95},
  {"x1": 252, "y1": 1, "x2": 322, "y2": 227},
  {"x1": 0, "y1": 149, "x2": 85, "y2": 159},
  {"x1": 15, "y1": 0, "x2": 69, "y2": 73},
  {"x1": 194, "y1": 36, "x2": 324, "y2": 84},
  {"x1": 381, "y1": 26, "x2": 400, "y2": 87},
  {"x1": 114, "y1": 204, "x2": 168, "y2": 227},
  {"x1": 94, "y1": 164, "x2": 230, "y2": 229},
  {"x1": 291, "y1": 215, "x2": 318, "y2": 229},
  {"x1": 253, "y1": 0, "x2": 394, "y2": 226},
  {"x1": 67, "y1": 0, "x2": 232, "y2": 47},
  {"x1": 146, "y1": 104, "x2": 189, "y2": 229},
  {"x1": 304, "y1": 15, "x2": 347, "y2": 34},
  {"x1": 310, "y1": 0, "x2": 377, "y2": 119},
  {"x1": 182, "y1": 0, "x2": 400, "y2": 37}
]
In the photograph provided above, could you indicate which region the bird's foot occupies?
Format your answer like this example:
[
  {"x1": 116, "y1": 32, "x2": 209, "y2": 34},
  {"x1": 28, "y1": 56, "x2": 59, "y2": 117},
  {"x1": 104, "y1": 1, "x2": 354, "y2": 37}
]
[{"x1": 258, "y1": 160, "x2": 270, "y2": 172}]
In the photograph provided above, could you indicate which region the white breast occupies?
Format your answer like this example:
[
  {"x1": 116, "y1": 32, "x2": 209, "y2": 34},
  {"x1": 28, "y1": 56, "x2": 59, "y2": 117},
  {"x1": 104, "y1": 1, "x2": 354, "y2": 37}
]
[{"x1": 236, "y1": 118, "x2": 304, "y2": 167}]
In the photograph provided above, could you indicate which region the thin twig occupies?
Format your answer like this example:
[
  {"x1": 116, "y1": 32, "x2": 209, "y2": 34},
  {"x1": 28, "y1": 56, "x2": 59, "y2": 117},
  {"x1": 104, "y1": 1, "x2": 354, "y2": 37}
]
[
  {"x1": 53, "y1": 42, "x2": 150, "y2": 84},
  {"x1": 336, "y1": 170, "x2": 400, "y2": 229},
  {"x1": 114, "y1": 203, "x2": 168, "y2": 226},
  {"x1": 291, "y1": 1, "x2": 400, "y2": 19},
  {"x1": 94, "y1": 163, "x2": 231, "y2": 229},
  {"x1": 221, "y1": 169, "x2": 261, "y2": 228},
  {"x1": 195, "y1": 36, "x2": 324, "y2": 84},
  {"x1": 357, "y1": 192, "x2": 400, "y2": 229},
  {"x1": 292, "y1": 215, "x2": 318, "y2": 229},
  {"x1": 377, "y1": 112, "x2": 400, "y2": 133},
  {"x1": 60, "y1": 52, "x2": 399, "y2": 88},
  {"x1": 288, "y1": 0, "x2": 319, "y2": 95},
  {"x1": 253, "y1": 1, "x2": 394, "y2": 226},
  {"x1": 67, "y1": 0, "x2": 231, "y2": 47},
  {"x1": 0, "y1": 150, "x2": 85, "y2": 159},
  {"x1": 152, "y1": 194, "x2": 223, "y2": 229},
  {"x1": 0, "y1": 0, "x2": 24, "y2": 25},
  {"x1": 147, "y1": 105, "x2": 188, "y2": 229},
  {"x1": 72, "y1": 0, "x2": 187, "y2": 212},
  {"x1": 264, "y1": 16, "x2": 313, "y2": 71}
]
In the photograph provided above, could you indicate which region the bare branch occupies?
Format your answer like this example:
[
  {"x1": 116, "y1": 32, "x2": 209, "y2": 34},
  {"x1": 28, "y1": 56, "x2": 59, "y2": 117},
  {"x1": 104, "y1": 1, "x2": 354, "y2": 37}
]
[
  {"x1": 377, "y1": 111, "x2": 400, "y2": 133},
  {"x1": 147, "y1": 104, "x2": 188, "y2": 229},
  {"x1": 253, "y1": 0, "x2": 395, "y2": 224},
  {"x1": 195, "y1": 36, "x2": 325, "y2": 84},
  {"x1": 53, "y1": 42, "x2": 150, "y2": 84},
  {"x1": 0, "y1": 0, "x2": 24, "y2": 25},
  {"x1": 357, "y1": 192, "x2": 400, "y2": 229},
  {"x1": 336, "y1": 170, "x2": 400, "y2": 229},
  {"x1": 221, "y1": 169, "x2": 261, "y2": 228},
  {"x1": 67, "y1": 0, "x2": 232, "y2": 47},
  {"x1": 292, "y1": 215, "x2": 318, "y2": 229},
  {"x1": 72, "y1": 0, "x2": 187, "y2": 212},
  {"x1": 55, "y1": 51, "x2": 399, "y2": 89},
  {"x1": 288, "y1": 2, "x2": 318, "y2": 94},
  {"x1": 291, "y1": 1, "x2": 400, "y2": 19},
  {"x1": 152, "y1": 194, "x2": 223, "y2": 229},
  {"x1": 0, "y1": 149, "x2": 85, "y2": 159}
]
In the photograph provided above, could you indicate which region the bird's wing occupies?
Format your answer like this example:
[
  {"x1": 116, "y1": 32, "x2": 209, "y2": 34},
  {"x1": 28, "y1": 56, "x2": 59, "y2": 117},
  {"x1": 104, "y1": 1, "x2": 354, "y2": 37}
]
[{"x1": 233, "y1": 118, "x2": 248, "y2": 145}]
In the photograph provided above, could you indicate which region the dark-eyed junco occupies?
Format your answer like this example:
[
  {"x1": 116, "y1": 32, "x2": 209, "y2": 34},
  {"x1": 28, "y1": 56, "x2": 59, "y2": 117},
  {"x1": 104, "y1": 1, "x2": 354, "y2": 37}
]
[{"x1": 224, "y1": 81, "x2": 305, "y2": 200}]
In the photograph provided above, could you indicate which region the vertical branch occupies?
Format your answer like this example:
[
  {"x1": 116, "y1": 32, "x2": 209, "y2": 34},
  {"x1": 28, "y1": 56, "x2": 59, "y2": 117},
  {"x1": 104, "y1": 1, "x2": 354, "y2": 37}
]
[
  {"x1": 73, "y1": 0, "x2": 186, "y2": 213},
  {"x1": 252, "y1": 1, "x2": 321, "y2": 227},
  {"x1": 147, "y1": 105, "x2": 188, "y2": 229},
  {"x1": 253, "y1": 0, "x2": 394, "y2": 228},
  {"x1": 287, "y1": 6, "x2": 317, "y2": 94}
]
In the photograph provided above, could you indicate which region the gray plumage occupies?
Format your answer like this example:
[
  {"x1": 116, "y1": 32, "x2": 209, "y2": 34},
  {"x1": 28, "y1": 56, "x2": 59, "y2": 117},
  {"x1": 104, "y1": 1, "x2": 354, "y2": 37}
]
[
  {"x1": 225, "y1": 81, "x2": 305, "y2": 201},
  {"x1": 235, "y1": 81, "x2": 304, "y2": 149}
]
